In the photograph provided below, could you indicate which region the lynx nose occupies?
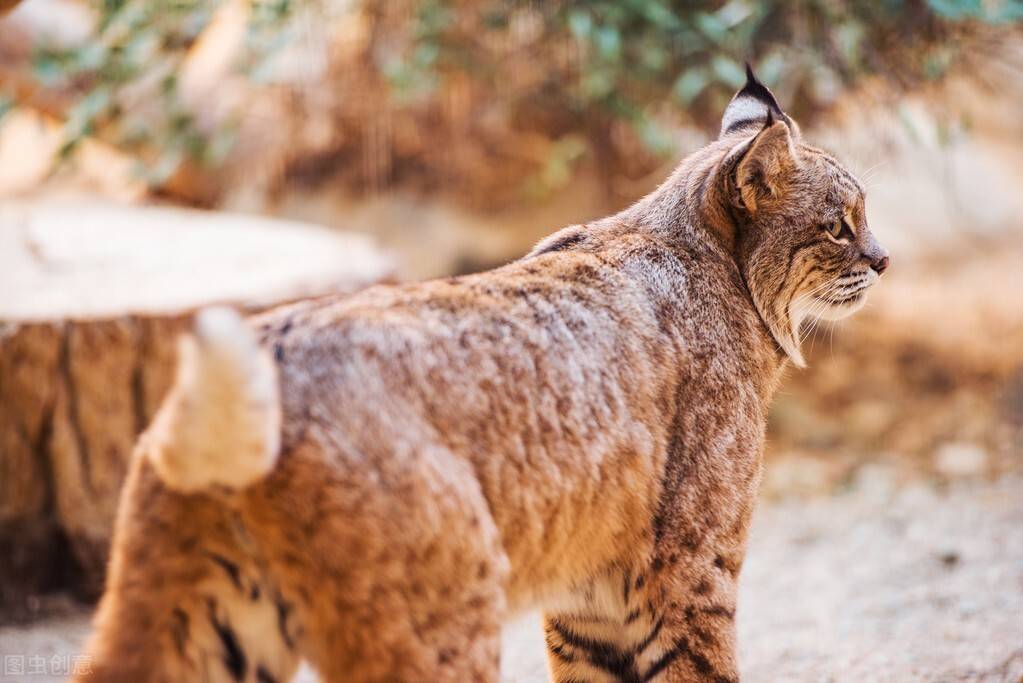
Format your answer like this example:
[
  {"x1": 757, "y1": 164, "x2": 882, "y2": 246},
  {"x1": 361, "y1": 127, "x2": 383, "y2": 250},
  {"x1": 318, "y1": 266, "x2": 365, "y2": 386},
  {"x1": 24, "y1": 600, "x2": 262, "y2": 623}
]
[{"x1": 861, "y1": 234, "x2": 889, "y2": 275}]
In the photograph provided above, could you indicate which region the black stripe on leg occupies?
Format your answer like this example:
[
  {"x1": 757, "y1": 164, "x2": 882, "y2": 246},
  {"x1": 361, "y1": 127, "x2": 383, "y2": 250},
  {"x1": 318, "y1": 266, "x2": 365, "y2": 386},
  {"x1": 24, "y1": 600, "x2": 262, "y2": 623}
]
[
  {"x1": 275, "y1": 599, "x2": 295, "y2": 649},
  {"x1": 547, "y1": 639, "x2": 576, "y2": 664},
  {"x1": 206, "y1": 553, "x2": 243, "y2": 591},
  {"x1": 642, "y1": 635, "x2": 688, "y2": 681},
  {"x1": 170, "y1": 608, "x2": 189, "y2": 657},
  {"x1": 683, "y1": 604, "x2": 735, "y2": 621},
  {"x1": 207, "y1": 603, "x2": 247, "y2": 681},
  {"x1": 692, "y1": 625, "x2": 718, "y2": 647},
  {"x1": 549, "y1": 620, "x2": 616, "y2": 654},
  {"x1": 550, "y1": 620, "x2": 642, "y2": 682},
  {"x1": 256, "y1": 665, "x2": 279, "y2": 683},
  {"x1": 636, "y1": 615, "x2": 665, "y2": 654},
  {"x1": 642, "y1": 634, "x2": 737, "y2": 683}
]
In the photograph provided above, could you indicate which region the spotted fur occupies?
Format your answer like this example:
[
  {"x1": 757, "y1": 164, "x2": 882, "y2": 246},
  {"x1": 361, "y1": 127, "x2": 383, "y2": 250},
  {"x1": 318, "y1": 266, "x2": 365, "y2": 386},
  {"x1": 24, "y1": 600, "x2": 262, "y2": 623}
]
[{"x1": 76, "y1": 68, "x2": 886, "y2": 682}]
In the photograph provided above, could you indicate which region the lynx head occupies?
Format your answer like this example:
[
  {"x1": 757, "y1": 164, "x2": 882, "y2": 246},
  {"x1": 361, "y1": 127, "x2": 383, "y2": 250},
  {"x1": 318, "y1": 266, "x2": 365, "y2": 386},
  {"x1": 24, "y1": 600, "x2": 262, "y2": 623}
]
[{"x1": 720, "y1": 66, "x2": 888, "y2": 368}]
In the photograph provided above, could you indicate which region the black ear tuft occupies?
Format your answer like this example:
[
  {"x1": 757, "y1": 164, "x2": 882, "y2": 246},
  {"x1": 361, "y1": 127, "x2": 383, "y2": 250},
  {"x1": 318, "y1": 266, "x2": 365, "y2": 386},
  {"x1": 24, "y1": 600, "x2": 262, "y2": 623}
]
[
  {"x1": 720, "y1": 63, "x2": 791, "y2": 137},
  {"x1": 735, "y1": 64, "x2": 784, "y2": 117}
]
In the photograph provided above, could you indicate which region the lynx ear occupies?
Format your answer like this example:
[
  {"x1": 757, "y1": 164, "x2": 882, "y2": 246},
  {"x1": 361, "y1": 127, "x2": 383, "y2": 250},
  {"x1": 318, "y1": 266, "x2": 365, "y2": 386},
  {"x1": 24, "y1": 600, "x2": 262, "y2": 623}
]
[
  {"x1": 720, "y1": 64, "x2": 799, "y2": 138},
  {"x1": 734, "y1": 117, "x2": 797, "y2": 213}
]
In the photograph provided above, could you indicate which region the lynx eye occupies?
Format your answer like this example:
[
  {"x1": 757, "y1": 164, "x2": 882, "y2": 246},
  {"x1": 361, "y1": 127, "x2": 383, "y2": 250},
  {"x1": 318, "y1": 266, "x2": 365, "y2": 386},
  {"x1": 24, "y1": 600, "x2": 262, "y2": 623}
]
[{"x1": 823, "y1": 218, "x2": 852, "y2": 242}]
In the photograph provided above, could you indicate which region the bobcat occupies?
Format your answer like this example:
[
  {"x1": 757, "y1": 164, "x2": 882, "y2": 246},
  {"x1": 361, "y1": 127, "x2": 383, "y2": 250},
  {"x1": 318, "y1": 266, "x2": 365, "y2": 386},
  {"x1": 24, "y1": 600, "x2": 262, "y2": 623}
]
[{"x1": 76, "y1": 67, "x2": 887, "y2": 683}]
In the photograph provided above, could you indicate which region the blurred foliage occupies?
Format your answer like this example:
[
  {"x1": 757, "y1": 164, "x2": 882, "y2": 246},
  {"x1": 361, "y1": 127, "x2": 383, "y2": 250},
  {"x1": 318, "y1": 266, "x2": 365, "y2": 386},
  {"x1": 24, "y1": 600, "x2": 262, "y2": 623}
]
[
  {"x1": 389, "y1": 0, "x2": 1020, "y2": 134},
  {"x1": 32, "y1": 0, "x2": 213, "y2": 181},
  {"x1": 18, "y1": 0, "x2": 1023, "y2": 202},
  {"x1": 27, "y1": 0, "x2": 289, "y2": 184}
]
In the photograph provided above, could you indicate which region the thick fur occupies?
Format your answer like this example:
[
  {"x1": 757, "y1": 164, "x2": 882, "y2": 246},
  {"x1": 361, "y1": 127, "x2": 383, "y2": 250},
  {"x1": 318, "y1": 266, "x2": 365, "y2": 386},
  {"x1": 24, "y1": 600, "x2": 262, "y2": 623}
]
[
  {"x1": 77, "y1": 70, "x2": 887, "y2": 682},
  {"x1": 146, "y1": 307, "x2": 281, "y2": 492}
]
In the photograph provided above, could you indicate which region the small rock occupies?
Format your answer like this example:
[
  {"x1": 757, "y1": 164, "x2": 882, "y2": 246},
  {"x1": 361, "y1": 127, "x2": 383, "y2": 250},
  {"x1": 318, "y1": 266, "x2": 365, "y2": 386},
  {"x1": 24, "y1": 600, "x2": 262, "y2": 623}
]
[{"x1": 934, "y1": 442, "x2": 989, "y2": 478}]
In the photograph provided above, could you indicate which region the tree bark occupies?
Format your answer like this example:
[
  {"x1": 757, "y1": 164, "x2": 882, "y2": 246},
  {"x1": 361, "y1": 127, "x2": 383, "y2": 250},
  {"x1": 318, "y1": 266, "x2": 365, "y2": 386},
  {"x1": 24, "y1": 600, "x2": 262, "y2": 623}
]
[{"x1": 0, "y1": 202, "x2": 393, "y2": 619}]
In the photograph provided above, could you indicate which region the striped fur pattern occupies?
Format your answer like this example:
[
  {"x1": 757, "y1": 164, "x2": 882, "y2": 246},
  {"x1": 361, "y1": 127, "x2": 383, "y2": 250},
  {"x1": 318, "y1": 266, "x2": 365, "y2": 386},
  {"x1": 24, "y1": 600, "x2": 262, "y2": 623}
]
[{"x1": 76, "y1": 68, "x2": 887, "y2": 682}]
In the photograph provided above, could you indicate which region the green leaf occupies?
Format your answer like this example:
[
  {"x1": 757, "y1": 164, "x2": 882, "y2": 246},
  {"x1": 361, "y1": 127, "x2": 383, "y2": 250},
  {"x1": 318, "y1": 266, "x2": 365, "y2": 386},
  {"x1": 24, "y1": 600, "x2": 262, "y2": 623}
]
[
  {"x1": 0, "y1": 94, "x2": 13, "y2": 123},
  {"x1": 412, "y1": 42, "x2": 440, "y2": 68},
  {"x1": 32, "y1": 50, "x2": 72, "y2": 86},
  {"x1": 711, "y1": 55, "x2": 746, "y2": 89},
  {"x1": 694, "y1": 11, "x2": 728, "y2": 43},
  {"x1": 923, "y1": 47, "x2": 954, "y2": 79},
  {"x1": 755, "y1": 51, "x2": 785, "y2": 85},
  {"x1": 57, "y1": 136, "x2": 82, "y2": 161},
  {"x1": 593, "y1": 26, "x2": 621, "y2": 59},
  {"x1": 75, "y1": 43, "x2": 108, "y2": 72},
  {"x1": 160, "y1": 73, "x2": 178, "y2": 95},
  {"x1": 65, "y1": 88, "x2": 112, "y2": 136},
  {"x1": 834, "y1": 21, "x2": 865, "y2": 67},
  {"x1": 640, "y1": 1, "x2": 680, "y2": 29},
  {"x1": 148, "y1": 146, "x2": 184, "y2": 185},
  {"x1": 715, "y1": 0, "x2": 754, "y2": 28},
  {"x1": 990, "y1": 0, "x2": 1023, "y2": 22},
  {"x1": 634, "y1": 117, "x2": 674, "y2": 155},
  {"x1": 639, "y1": 43, "x2": 669, "y2": 71},
  {"x1": 581, "y1": 68, "x2": 616, "y2": 100},
  {"x1": 206, "y1": 125, "x2": 238, "y2": 165},
  {"x1": 525, "y1": 134, "x2": 588, "y2": 198},
  {"x1": 927, "y1": 0, "x2": 982, "y2": 19},
  {"x1": 567, "y1": 9, "x2": 593, "y2": 39},
  {"x1": 673, "y1": 68, "x2": 708, "y2": 104}
]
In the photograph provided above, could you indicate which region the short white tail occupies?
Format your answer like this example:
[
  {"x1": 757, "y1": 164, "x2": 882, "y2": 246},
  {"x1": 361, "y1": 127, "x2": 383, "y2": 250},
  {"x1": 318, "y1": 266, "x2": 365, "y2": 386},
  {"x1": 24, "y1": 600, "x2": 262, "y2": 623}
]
[{"x1": 144, "y1": 307, "x2": 281, "y2": 492}]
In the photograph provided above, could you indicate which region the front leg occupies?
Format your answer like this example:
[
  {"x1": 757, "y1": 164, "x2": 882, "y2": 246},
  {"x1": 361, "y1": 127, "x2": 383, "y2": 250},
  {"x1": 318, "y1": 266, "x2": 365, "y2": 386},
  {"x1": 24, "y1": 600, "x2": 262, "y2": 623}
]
[
  {"x1": 631, "y1": 501, "x2": 751, "y2": 683},
  {"x1": 544, "y1": 540, "x2": 745, "y2": 682},
  {"x1": 638, "y1": 557, "x2": 741, "y2": 683}
]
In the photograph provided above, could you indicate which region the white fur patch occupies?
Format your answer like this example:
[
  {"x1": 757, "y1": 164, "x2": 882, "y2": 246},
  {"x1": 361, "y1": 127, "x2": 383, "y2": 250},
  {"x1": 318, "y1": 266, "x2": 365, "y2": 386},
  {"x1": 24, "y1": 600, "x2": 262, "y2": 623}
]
[
  {"x1": 781, "y1": 298, "x2": 808, "y2": 369},
  {"x1": 146, "y1": 306, "x2": 281, "y2": 492},
  {"x1": 720, "y1": 96, "x2": 769, "y2": 136}
]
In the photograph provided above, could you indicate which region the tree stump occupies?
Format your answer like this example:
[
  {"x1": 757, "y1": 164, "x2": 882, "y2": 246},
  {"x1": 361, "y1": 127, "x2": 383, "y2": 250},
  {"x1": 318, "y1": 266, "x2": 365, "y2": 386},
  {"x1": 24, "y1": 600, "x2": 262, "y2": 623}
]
[{"x1": 0, "y1": 201, "x2": 394, "y2": 618}]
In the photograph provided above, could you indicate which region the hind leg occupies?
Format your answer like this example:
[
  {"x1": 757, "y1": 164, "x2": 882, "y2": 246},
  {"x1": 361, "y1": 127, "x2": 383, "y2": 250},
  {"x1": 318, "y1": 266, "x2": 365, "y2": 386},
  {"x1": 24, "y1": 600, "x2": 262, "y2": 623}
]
[
  {"x1": 76, "y1": 457, "x2": 300, "y2": 683},
  {"x1": 240, "y1": 438, "x2": 508, "y2": 683},
  {"x1": 309, "y1": 572, "x2": 505, "y2": 683}
]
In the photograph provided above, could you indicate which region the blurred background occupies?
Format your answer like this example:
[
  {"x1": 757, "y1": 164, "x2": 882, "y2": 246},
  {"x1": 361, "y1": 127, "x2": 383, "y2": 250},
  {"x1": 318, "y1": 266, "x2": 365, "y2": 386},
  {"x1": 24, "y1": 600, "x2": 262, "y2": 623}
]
[{"x1": 1, "y1": 1, "x2": 1021, "y2": 681}]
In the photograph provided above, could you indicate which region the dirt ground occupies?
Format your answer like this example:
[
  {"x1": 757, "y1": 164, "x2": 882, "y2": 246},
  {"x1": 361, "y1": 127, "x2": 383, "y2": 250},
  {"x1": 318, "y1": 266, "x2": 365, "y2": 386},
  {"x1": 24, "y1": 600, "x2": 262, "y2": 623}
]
[
  {"x1": 3, "y1": 468, "x2": 1020, "y2": 683},
  {"x1": 740, "y1": 470, "x2": 1022, "y2": 683}
]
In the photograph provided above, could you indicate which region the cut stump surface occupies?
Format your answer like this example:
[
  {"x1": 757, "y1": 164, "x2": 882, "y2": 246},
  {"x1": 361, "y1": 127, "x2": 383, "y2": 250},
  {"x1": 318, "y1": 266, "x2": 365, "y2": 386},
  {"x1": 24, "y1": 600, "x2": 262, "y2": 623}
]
[{"x1": 0, "y1": 201, "x2": 394, "y2": 618}]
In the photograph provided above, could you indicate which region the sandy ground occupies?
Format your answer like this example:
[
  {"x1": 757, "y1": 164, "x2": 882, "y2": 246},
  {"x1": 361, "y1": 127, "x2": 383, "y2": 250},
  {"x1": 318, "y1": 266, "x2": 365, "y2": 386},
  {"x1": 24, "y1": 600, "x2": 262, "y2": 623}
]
[{"x1": 2, "y1": 472, "x2": 1021, "y2": 682}]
